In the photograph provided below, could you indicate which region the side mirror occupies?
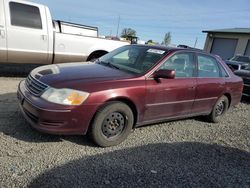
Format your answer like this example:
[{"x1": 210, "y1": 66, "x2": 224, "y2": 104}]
[{"x1": 153, "y1": 69, "x2": 175, "y2": 79}]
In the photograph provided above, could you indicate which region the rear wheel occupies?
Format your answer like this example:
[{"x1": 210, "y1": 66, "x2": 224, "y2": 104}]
[
  {"x1": 207, "y1": 95, "x2": 229, "y2": 123},
  {"x1": 90, "y1": 102, "x2": 134, "y2": 147}
]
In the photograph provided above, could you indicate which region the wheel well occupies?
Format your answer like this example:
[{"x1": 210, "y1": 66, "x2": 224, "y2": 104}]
[
  {"x1": 87, "y1": 50, "x2": 108, "y2": 61},
  {"x1": 224, "y1": 93, "x2": 231, "y2": 108},
  {"x1": 87, "y1": 98, "x2": 138, "y2": 134}
]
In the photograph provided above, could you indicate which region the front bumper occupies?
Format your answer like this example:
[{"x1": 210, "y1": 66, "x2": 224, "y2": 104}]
[{"x1": 17, "y1": 80, "x2": 98, "y2": 135}]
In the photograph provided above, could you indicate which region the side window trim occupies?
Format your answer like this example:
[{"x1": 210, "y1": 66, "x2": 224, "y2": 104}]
[
  {"x1": 217, "y1": 59, "x2": 230, "y2": 78},
  {"x1": 194, "y1": 52, "x2": 198, "y2": 77}
]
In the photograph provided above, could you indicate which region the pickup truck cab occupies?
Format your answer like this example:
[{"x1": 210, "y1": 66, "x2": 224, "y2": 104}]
[{"x1": 0, "y1": 0, "x2": 128, "y2": 65}]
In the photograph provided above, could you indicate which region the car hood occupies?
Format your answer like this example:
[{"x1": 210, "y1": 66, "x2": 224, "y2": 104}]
[{"x1": 30, "y1": 62, "x2": 135, "y2": 88}]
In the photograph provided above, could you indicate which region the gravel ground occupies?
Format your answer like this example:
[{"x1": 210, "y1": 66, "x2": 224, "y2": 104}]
[{"x1": 0, "y1": 77, "x2": 249, "y2": 188}]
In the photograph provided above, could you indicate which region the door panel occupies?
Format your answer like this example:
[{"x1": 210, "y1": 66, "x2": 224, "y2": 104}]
[
  {"x1": 144, "y1": 52, "x2": 197, "y2": 122},
  {"x1": 144, "y1": 78, "x2": 196, "y2": 122},
  {"x1": 192, "y1": 54, "x2": 225, "y2": 114},
  {"x1": 192, "y1": 78, "x2": 224, "y2": 114},
  {"x1": 0, "y1": 0, "x2": 7, "y2": 62},
  {"x1": 5, "y1": 0, "x2": 49, "y2": 64}
]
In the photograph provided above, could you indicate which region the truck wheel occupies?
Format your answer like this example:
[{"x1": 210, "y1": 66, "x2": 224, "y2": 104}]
[
  {"x1": 90, "y1": 102, "x2": 134, "y2": 147},
  {"x1": 87, "y1": 51, "x2": 108, "y2": 62},
  {"x1": 207, "y1": 95, "x2": 229, "y2": 123},
  {"x1": 89, "y1": 56, "x2": 98, "y2": 62}
]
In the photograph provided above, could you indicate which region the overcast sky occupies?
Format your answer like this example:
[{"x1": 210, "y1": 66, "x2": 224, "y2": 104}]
[{"x1": 33, "y1": 0, "x2": 250, "y2": 49}]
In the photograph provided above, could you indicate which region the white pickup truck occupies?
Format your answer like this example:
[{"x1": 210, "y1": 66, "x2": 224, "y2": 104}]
[{"x1": 0, "y1": 0, "x2": 128, "y2": 65}]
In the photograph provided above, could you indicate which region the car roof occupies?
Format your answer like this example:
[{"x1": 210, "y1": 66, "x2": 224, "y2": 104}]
[{"x1": 131, "y1": 44, "x2": 204, "y2": 53}]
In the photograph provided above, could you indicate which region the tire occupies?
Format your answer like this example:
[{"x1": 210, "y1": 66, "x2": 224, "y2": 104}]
[
  {"x1": 207, "y1": 95, "x2": 229, "y2": 123},
  {"x1": 87, "y1": 51, "x2": 107, "y2": 62},
  {"x1": 90, "y1": 102, "x2": 134, "y2": 147},
  {"x1": 89, "y1": 56, "x2": 98, "y2": 62}
]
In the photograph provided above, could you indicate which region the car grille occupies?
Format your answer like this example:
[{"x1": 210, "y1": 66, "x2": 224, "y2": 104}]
[{"x1": 25, "y1": 74, "x2": 48, "y2": 96}]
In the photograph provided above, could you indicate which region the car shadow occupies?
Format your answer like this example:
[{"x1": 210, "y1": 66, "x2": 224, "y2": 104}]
[
  {"x1": 0, "y1": 92, "x2": 95, "y2": 147},
  {"x1": 28, "y1": 142, "x2": 250, "y2": 187},
  {"x1": 0, "y1": 64, "x2": 40, "y2": 77}
]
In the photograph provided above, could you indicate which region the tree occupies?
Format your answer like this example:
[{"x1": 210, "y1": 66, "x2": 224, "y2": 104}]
[
  {"x1": 146, "y1": 40, "x2": 159, "y2": 45},
  {"x1": 162, "y1": 32, "x2": 171, "y2": 46},
  {"x1": 120, "y1": 28, "x2": 137, "y2": 39}
]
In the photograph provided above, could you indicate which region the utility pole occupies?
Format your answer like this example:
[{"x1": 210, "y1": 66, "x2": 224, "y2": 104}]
[
  {"x1": 116, "y1": 15, "x2": 120, "y2": 37},
  {"x1": 194, "y1": 37, "x2": 198, "y2": 48}
]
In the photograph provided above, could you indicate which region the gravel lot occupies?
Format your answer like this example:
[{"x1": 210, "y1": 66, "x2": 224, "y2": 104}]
[{"x1": 0, "y1": 77, "x2": 249, "y2": 187}]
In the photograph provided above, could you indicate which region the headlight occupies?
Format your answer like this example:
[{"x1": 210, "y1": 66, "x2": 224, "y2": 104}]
[{"x1": 41, "y1": 88, "x2": 89, "y2": 106}]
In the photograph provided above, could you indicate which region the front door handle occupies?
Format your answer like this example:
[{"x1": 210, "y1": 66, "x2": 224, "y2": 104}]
[
  {"x1": 188, "y1": 86, "x2": 196, "y2": 90},
  {"x1": 41, "y1": 35, "x2": 47, "y2": 41}
]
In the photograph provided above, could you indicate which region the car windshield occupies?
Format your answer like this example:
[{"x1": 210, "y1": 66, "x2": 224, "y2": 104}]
[
  {"x1": 231, "y1": 56, "x2": 250, "y2": 63},
  {"x1": 98, "y1": 45, "x2": 168, "y2": 74}
]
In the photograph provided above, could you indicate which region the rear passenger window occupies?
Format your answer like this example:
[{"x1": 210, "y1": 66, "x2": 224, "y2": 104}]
[
  {"x1": 197, "y1": 55, "x2": 220, "y2": 78},
  {"x1": 9, "y1": 2, "x2": 42, "y2": 29},
  {"x1": 160, "y1": 53, "x2": 195, "y2": 78}
]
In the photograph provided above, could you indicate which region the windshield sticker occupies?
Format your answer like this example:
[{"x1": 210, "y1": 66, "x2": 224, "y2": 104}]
[{"x1": 147, "y1": 49, "x2": 165, "y2": 54}]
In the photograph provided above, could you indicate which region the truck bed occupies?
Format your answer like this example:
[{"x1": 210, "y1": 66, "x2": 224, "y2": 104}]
[{"x1": 53, "y1": 20, "x2": 98, "y2": 37}]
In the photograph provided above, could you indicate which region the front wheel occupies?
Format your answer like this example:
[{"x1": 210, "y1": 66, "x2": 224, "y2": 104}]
[
  {"x1": 207, "y1": 95, "x2": 229, "y2": 123},
  {"x1": 90, "y1": 102, "x2": 134, "y2": 147}
]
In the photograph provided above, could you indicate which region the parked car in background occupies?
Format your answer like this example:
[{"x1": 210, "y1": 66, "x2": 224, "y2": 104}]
[
  {"x1": 235, "y1": 68, "x2": 250, "y2": 97},
  {"x1": 17, "y1": 45, "x2": 243, "y2": 147},
  {"x1": 225, "y1": 55, "x2": 250, "y2": 71},
  {"x1": 0, "y1": 0, "x2": 128, "y2": 65}
]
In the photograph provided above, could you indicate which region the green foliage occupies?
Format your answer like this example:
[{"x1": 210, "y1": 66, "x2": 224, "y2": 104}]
[
  {"x1": 162, "y1": 32, "x2": 171, "y2": 46},
  {"x1": 146, "y1": 40, "x2": 159, "y2": 45},
  {"x1": 121, "y1": 28, "x2": 137, "y2": 38}
]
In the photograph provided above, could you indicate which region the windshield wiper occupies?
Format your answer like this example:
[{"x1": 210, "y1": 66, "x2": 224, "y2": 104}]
[{"x1": 97, "y1": 61, "x2": 120, "y2": 70}]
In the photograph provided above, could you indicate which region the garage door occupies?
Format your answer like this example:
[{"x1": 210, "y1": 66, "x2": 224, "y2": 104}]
[
  {"x1": 210, "y1": 38, "x2": 238, "y2": 60},
  {"x1": 244, "y1": 40, "x2": 250, "y2": 56}
]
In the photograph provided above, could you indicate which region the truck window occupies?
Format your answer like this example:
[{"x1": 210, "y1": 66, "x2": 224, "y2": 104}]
[{"x1": 9, "y1": 2, "x2": 42, "y2": 29}]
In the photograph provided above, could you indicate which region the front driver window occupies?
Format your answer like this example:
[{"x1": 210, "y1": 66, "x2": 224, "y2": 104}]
[{"x1": 160, "y1": 53, "x2": 195, "y2": 78}]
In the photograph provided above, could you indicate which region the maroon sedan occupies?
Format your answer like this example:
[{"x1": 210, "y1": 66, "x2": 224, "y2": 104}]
[{"x1": 17, "y1": 45, "x2": 243, "y2": 147}]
